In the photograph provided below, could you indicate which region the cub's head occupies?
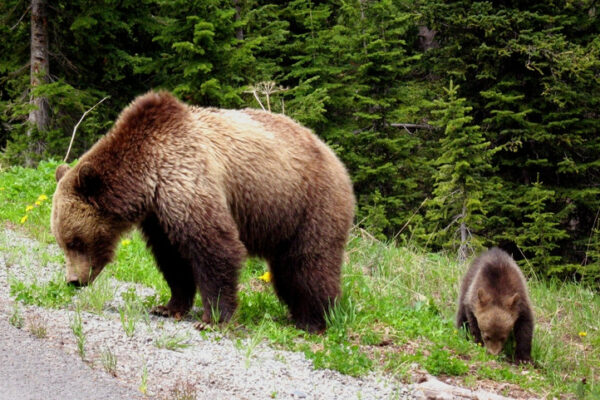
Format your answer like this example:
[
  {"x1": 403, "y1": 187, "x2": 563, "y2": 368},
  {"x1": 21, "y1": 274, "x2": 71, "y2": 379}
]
[
  {"x1": 475, "y1": 288, "x2": 520, "y2": 355},
  {"x1": 51, "y1": 163, "x2": 126, "y2": 286}
]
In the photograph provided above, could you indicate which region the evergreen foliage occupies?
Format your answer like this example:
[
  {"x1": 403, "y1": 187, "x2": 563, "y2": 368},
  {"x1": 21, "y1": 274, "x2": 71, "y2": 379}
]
[
  {"x1": 1, "y1": 0, "x2": 599, "y2": 279},
  {"x1": 424, "y1": 80, "x2": 494, "y2": 260}
]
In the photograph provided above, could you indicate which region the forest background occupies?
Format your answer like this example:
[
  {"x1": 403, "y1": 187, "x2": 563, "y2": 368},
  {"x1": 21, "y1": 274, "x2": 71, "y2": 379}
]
[{"x1": 1, "y1": 0, "x2": 599, "y2": 280}]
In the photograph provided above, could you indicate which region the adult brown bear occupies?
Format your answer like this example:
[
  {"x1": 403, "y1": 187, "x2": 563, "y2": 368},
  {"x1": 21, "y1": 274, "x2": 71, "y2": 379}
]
[
  {"x1": 51, "y1": 91, "x2": 355, "y2": 333},
  {"x1": 456, "y1": 247, "x2": 534, "y2": 363}
]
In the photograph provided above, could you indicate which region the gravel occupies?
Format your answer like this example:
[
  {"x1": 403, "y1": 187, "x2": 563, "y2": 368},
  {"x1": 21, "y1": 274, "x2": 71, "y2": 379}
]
[
  {"x1": 0, "y1": 229, "x2": 415, "y2": 399},
  {"x1": 0, "y1": 228, "x2": 523, "y2": 400}
]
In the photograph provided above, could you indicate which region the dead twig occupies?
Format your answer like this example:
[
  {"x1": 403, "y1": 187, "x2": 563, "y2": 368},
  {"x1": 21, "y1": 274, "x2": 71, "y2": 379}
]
[
  {"x1": 245, "y1": 81, "x2": 288, "y2": 112},
  {"x1": 10, "y1": 5, "x2": 30, "y2": 30},
  {"x1": 389, "y1": 123, "x2": 435, "y2": 133},
  {"x1": 63, "y1": 96, "x2": 109, "y2": 162}
]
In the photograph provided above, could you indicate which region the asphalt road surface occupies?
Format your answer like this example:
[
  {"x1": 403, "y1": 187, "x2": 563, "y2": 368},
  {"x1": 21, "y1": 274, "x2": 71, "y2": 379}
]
[{"x1": 0, "y1": 318, "x2": 145, "y2": 400}]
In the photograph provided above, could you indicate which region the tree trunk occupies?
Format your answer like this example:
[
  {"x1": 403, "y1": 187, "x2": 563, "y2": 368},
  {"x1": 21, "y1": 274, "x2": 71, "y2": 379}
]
[
  {"x1": 458, "y1": 203, "x2": 469, "y2": 262},
  {"x1": 26, "y1": 0, "x2": 50, "y2": 166},
  {"x1": 233, "y1": 0, "x2": 243, "y2": 40}
]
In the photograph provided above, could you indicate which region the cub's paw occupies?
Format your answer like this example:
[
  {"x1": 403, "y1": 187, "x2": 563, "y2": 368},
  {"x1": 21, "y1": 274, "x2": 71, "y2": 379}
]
[{"x1": 151, "y1": 305, "x2": 184, "y2": 320}]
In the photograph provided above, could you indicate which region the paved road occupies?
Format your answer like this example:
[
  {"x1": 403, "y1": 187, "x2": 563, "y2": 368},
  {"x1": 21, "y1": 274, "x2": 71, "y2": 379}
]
[{"x1": 0, "y1": 318, "x2": 145, "y2": 400}]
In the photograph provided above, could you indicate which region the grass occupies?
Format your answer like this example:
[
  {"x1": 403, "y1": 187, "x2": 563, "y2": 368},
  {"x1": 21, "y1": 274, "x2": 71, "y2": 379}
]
[
  {"x1": 71, "y1": 304, "x2": 86, "y2": 359},
  {"x1": 2, "y1": 161, "x2": 599, "y2": 398},
  {"x1": 101, "y1": 347, "x2": 118, "y2": 377},
  {"x1": 154, "y1": 331, "x2": 191, "y2": 352}
]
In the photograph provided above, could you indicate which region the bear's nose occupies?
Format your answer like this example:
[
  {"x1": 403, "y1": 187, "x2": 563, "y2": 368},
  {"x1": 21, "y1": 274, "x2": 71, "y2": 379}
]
[{"x1": 66, "y1": 277, "x2": 83, "y2": 287}]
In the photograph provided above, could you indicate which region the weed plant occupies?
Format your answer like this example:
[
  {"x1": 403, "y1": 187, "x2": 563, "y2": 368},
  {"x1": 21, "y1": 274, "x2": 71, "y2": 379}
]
[
  {"x1": 71, "y1": 304, "x2": 86, "y2": 359},
  {"x1": 154, "y1": 332, "x2": 191, "y2": 352},
  {"x1": 101, "y1": 347, "x2": 118, "y2": 376}
]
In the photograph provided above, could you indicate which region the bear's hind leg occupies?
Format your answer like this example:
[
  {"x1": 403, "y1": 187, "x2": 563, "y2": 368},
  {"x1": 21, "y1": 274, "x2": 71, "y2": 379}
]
[
  {"x1": 270, "y1": 251, "x2": 342, "y2": 333},
  {"x1": 141, "y1": 214, "x2": 196, "y2": 319}
]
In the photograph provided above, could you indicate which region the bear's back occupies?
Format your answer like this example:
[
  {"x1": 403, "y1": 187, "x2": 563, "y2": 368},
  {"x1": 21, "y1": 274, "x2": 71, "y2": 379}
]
[
  {"x1": 185, "y1": 106, "x2": 354, "y2": 256},
  {"x1": 461, "y1": 248, "x2": 531, "y2": 308}
]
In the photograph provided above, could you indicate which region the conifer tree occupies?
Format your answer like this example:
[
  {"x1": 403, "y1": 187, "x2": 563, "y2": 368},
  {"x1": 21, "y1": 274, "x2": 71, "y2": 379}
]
[
  {"x1": 425, "y1": 81, "x2": 494, "y2": 260},
  {"x1": 515, "y1": 178, "x2": 569, "y2": 275}
]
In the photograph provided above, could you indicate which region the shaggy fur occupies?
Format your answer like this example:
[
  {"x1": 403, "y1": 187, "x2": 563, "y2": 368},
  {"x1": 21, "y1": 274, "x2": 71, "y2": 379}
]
[
  {"x1": 456, "y1": 247, "x2": 534, "y2": 363},
  {"x1": 51, "y1": 91, "x2": 355, "y2": 333}
]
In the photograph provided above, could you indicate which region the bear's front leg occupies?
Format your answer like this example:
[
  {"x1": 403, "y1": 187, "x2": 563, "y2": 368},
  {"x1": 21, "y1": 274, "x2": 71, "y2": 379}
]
[
  {"x1": 183, "y1": 212, "x2": 247, "y2": 325},
  {"x1": 513, "y1": 312, "x2": 534, "y2": 364},
  {"x1": 466, "y1": 311, "x2": 483, "y2": 344},
  {"x1": 141, "y1": 213, "x2": 196, "y2": 319},
  {"x1": 456, "y1": 302, "x2": 469, "y2": 329}
]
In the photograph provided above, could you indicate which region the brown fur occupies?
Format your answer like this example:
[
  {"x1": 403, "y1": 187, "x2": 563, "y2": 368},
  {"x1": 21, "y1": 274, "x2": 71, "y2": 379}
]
[
  {"x1": 51, "y1": 91, "x2": 355, "y2": 333},
  {"x1": 456, "y1": 247, "x2": 534, "y2": 363}
]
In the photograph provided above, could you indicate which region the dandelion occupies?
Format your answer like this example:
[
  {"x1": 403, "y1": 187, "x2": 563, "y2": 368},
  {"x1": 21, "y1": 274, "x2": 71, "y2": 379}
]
[
  {"x1": 37, "y1": 194, "x2": 48, "y2": 202},
  {"x1": 25, "y1": 205, "x2": 34, "y2": 212},
  {"x1": 453, "y1": 329, "x2": 458, "y2": 335},
  {"x1": 20, "y1": 215, "x2": 28, "y2": 224},
  {"x1": 121, "y1": 239, "x2": 131, "y2": 246},
  {"x1": 259, "y1": 271, "x2": 272, "y2": 283},
  {"x1": 0, "y1": 187, "x2": 4, "y2": 191},
  {"x1": 579, "y1": 331, "x2": 587, "y2": 337},
  {"x1": 35, "y1": 201, "x2": 42, "y2": 206}
]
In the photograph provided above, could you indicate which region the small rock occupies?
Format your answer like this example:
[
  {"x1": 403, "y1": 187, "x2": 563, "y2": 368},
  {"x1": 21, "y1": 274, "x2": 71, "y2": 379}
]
[{"x1": 292, "y1": 389, "x2": 307, "y2": 398}]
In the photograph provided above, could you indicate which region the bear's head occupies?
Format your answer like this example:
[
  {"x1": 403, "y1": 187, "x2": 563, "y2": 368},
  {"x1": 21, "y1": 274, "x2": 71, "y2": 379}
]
[
  {"x1": 52, "y1": 163, "x2": 127, "y2": 286},
  {"x1": 474, "y1": 288, "x2": 520, "y2": 355}
]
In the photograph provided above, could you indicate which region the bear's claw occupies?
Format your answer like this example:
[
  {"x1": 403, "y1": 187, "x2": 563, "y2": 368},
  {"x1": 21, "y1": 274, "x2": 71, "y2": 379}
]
[{"x1": 151, "y1": 305, "x2": 184, "y2": 320}]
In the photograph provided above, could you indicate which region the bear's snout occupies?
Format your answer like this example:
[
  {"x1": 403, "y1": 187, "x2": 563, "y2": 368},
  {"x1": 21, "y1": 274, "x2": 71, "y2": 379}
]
[{"x1": 66, "y1": 276, "x2": 85, "y2": 287}]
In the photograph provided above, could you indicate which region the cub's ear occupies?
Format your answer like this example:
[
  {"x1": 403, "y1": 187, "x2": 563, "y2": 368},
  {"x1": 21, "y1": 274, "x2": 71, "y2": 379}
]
[
  {"x1": 76, "y1": 162, "x2": 103, "y2": 197},
  {"x1": 477, "y1": 287, "x2": 492, "y2": 307},
  {"x1": 506, "y1": 293, "x2": 521, "y2": 310},
  {"x1": 55, "y1": 164, "x2": 70, "y2": 182}
]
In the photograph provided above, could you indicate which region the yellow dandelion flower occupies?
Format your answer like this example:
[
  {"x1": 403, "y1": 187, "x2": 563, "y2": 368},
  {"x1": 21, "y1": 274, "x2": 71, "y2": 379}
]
[
  {"x1": 0, "y1": 187, "x2": 4, "y2": 191},
  {"x1": 37, "y1": 194, "x2": 48, "y2": 202},
  {"x1": 121, "y1": 239, "x2": 131, "y2": 246},
  {"x1": 453, "y1": 329, "x2": 458, "y2": 335},
  {"x1": 20, "y1": 215, "x2": 28, "y2": 224},
  {"x1": 35, "y1": 201, "x2": 42, "y2": 206},
  {"x1": 259, "y1": 271, "x2": 272, "y2": 283},
  {"x1": 579, "y1": 331, "x2": 587, "y2": 337},
  {"x1": 25, "y1": 205, "x2": 34, "y2": 212}
]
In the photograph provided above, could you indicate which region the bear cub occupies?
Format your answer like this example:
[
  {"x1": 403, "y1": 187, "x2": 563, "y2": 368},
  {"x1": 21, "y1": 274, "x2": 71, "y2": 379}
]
[{"x1": 456, "y1": 247, "x2": 534, "y2": 363}]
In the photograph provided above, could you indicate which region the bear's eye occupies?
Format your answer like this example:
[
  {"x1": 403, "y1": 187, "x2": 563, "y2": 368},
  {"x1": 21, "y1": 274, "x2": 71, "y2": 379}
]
[
  {"x1": 66, "y1": 237, "x2": 85, "y2": 251},
  {"x1": 483, "y1": 335, "x2": 491, "y2": 341}
]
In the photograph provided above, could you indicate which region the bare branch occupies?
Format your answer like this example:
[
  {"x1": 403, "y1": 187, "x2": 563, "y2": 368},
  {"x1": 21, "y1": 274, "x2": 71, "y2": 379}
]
[
  {"x1": 389, "y1": 123, "x2": 435, "y2": 131},
  {"x1": 63, "y1": 96, "x2": 109, "y2": 163},
  {"x1": 393, "y1": 198, "x2": 427, "y2": 241},
  {"x1": 244, "y1": 88, "x2": 265, "y2": 111},
  {"x1": 10, "y1": 5, "x2": 30, "y2": 30},
  {"x1": 245, "y1": 81, "x2": 288, "y2": 112}
]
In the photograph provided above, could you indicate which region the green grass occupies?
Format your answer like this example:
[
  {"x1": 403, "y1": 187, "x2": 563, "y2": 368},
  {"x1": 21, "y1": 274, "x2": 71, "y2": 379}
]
[{"x1": 2, "y1": 162, "x2": 599, "y2": 398}]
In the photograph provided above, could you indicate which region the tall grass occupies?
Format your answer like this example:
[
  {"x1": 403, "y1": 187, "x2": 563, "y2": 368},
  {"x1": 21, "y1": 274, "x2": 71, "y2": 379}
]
[{"x1": 1, "y1": 162, "x2": 598, "y2": 398}]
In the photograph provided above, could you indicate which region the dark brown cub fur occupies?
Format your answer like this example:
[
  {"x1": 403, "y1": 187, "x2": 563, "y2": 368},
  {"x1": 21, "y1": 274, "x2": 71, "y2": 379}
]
[{"x1": 456, "y1": 247, "x2": 534, "y2": 363}]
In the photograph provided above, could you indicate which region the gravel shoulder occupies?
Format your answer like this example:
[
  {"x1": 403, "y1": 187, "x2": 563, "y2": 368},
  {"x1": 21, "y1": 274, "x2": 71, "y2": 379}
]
[{"x1": 0, "y1": 228, "x2": 522, "y2": 400}]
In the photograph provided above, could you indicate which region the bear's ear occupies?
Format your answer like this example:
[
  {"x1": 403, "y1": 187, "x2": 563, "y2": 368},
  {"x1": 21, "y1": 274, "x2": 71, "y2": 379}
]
[
  {"x1": 506, "y1": 293, "x2": 521, "y2": 310},
  {"x1": 55, "y1": 164, "x2": 70, "y2": 182},
  {"x1": 477, "y1": 288, "x2": 491, "y2": 307},
  {"x1": 76, "y1": 162, "x2": 103, "y2": 198}
]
